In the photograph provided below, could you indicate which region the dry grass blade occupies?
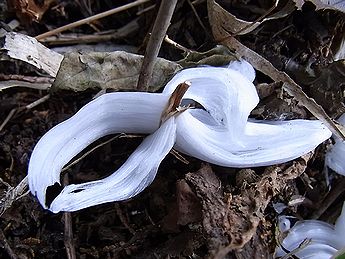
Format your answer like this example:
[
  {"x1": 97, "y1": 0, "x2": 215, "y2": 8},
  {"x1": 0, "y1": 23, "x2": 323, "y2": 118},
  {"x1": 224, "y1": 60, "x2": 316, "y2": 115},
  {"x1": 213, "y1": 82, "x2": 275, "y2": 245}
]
[
  {"x1": 207, "y1": 0, "x2": 345, "y2": 141},
  {"x1": 35, "y1": 0, "x2": 151, "y2": 40}
]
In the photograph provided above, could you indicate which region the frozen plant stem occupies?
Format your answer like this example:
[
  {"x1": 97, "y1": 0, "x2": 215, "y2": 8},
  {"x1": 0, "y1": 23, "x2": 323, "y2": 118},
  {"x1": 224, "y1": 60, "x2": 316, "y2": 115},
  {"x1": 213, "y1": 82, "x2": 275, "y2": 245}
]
[{"x1": 137, "y1": 0, "x2": 178, "y2": 91}]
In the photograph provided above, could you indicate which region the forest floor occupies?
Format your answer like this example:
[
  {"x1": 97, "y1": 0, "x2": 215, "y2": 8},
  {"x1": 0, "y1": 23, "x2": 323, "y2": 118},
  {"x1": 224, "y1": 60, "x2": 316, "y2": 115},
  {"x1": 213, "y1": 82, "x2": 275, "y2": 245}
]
[{"x1": 0, "y1": 0, "x2": 345, "y2": 258}]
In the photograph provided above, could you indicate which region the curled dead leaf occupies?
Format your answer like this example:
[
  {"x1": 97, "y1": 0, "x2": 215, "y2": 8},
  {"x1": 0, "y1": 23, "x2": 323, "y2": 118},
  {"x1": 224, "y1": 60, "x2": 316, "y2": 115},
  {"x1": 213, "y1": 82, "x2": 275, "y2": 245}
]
[{"x1": 207, "y1": 0, "x2": 295, "y2": 36}]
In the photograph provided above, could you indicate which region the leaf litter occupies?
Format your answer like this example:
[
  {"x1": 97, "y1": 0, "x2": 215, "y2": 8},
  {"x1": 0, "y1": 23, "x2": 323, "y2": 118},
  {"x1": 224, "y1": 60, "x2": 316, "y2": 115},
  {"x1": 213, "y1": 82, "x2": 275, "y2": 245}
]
[{"x1": 1, "y1": 0, "x2": 345, "y2": 258}]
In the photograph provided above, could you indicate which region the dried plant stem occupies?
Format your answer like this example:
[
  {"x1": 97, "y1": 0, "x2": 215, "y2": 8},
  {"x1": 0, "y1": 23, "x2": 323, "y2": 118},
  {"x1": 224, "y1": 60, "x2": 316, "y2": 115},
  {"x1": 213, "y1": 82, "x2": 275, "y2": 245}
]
[
  {"x1": 63, "y1": 175, "x2": 76, "y2": 259},
  {"x1": 186, "y1": 0, "x2": 208, "y2": 34},
  {"x1": 25, "y1": 94, "x2": 50, "y2": 110},
  {"x1": 0, "y1": 177, "x2": 29, "y2": 217},
  {"x1": 0, "y1": 228, "x2": 17, "y2": 259},
  {"x1": 164, "y1": 35, "x2": 191, "y2": 53},
  {"x1": 311, "y1": 177, "x2": 345, "y2": 219},
  {"x1": 35, "y1": 0, "x2": 150, "y2": 40},
  {"x1": 137, "y1": 0, "x2": 178, "y2": 91},
  {"x1": 40, "y1": 18, "x2": 140, "y2": 45},
  {"x1": 220, "y1": 36, "x2": 345, "y2": 141},
  {"x1": 0, "y1": 109, "x2": 16, "y2": 132}
]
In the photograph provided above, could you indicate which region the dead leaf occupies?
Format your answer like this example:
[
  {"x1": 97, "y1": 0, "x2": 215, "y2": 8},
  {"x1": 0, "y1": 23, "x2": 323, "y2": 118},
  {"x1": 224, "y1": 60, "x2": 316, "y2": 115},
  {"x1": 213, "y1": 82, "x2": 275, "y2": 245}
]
[
  {"x1": 185, "y1": 157, "x2": 311, "y2": 258},
  {"x1": 178, "y1": 45, "x2": 238, "y2": 67},
  {"x1": 8, "y1": 0, "x2": 55, "y2": 23},
  {"x1": 207, "y1": 0, "x2": 345, "y2": 140},
  {"x1": 52, "y1": 51, "x2": 182, "y2": 92},
  {"x1": 160, "y1": 82, "x2": 190, "y2": 124},
  {"x1": 209, "y1": 0, "x2": 295, "y2": 35}
]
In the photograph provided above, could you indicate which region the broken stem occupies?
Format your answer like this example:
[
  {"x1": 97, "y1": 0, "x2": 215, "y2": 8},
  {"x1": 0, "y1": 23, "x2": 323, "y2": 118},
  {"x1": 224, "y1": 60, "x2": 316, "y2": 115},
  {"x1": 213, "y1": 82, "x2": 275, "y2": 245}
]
[
  {"x1": 160, "y1": 81, "x2": 191, "y2": 123},
  {"x1": 137, "y1": 0, "x2": 178, "y2": 91}
]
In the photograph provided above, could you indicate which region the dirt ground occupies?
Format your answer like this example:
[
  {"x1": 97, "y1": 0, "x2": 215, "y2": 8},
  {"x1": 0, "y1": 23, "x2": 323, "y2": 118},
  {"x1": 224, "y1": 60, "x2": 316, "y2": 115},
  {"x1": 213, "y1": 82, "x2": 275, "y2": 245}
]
[{"x1": 0, "y1": 0, "x2": 345, "y2": 258}]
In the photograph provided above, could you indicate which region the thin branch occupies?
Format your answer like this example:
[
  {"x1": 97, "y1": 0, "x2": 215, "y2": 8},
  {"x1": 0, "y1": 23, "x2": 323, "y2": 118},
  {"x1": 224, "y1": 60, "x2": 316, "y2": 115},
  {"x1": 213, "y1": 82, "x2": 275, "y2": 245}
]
[
  {"x1": 35, "y1": 0, "x2": 150, "y2": 41},
  {"x1": 310, "y1": 177, "x2": 345, "y2": 219},
  {"x1": 39, "y1": 18, "x2": 140, "y2": 45},
  {"x1": 137, "y1": 0, "x2": 178, "y2": 91},
  {"x1": 0, "y1": 109, "x2": 16, "y2": 132},
  {"x1": 164, "y1": 35, "x2": 191, "y2": 53},
  {"x1": 0, "y1": 228, "x2": 17, "y2": 259},
  {"x1": 63, "y1": 175, "x2": 76, "y2": 259},
  {"x1": 0, "y1": 177, "x2": 29, "y2": 217},
  {"x1": 25, "y1": 94, "x2": 50, "y2": 110}
]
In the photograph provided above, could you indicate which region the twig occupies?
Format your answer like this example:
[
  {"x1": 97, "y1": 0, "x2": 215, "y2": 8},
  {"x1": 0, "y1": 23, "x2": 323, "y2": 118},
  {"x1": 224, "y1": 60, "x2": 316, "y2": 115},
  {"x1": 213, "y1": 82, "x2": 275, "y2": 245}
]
[
  {"x1": 0, "y1": 109, "x2": 16, "y2": 132},
  {"x1": 0, "y1": 80, "x2": 51, "y2": 91},
  {"x1": 0, "y1": 74, "x2": 54, "y2": 83},
  {"x1": 61, "y1": 134, "x2": 125, "y2": 172},
  {"x1": 0, "y1": 95, "x2": 50, "y2": 132},
  {"x1": 115, "y1": 204, "x2": 136, "y2": 235},
  {"x1": 310, "y1": 177, "x2": 345, "y2": 219},
  {"x1": 186, "y1": 0, "x2": 208, "y2": 34},
  {"x1": 164, "y1": 35, "x2": 191, "y2": 53},
  {"x1": 0, "y1": 228, "x2": 17, "y2": 259},
  {"x1": 25, "y1": 94, "x2": 50, "y2": 110},
  {"x1": 136, "y1": 4, "x2": 156, "y2": 15},
  {"x1": 192, "y1": 0, "x2": 206, "y2": 5},
  {"x1": 232, "y1": 0, "x2": 279, "y2": 36},
  {"x1": 137, "y1": 0, "x2": 178, "y2": 91},
  {"x1": 0, "y1": 177, "x2": 29, "y2": 217},
  {"x1": 35, "y1": 0, "x2": 150, "y2": 41},
  {"x1": 63, "y1": 175, "x2": 77, "y2": 259},
  {"x1": 40, "y1": 18, "x2": 140, "y2": 45}
]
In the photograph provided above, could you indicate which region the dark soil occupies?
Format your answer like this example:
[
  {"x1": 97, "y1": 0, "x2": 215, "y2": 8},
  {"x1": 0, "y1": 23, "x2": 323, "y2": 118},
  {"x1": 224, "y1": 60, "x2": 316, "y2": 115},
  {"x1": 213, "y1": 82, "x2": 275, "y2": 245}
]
[{"x1": 1, "y1": 1, "x2": 344, "y2": 258}]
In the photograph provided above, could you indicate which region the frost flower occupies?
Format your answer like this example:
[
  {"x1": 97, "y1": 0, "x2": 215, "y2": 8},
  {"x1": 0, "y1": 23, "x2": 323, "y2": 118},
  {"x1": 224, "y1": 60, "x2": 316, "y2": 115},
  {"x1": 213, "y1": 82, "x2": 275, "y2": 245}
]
[
  {"x1": 275, "y1": 202, "x2": 345, "y2": 258},
  {"x1": 325, "y1": 113, "x2": 345, "y2": 176},
  {"x1": 28, "y1": 60, "x2": 332, "y2": 213}
]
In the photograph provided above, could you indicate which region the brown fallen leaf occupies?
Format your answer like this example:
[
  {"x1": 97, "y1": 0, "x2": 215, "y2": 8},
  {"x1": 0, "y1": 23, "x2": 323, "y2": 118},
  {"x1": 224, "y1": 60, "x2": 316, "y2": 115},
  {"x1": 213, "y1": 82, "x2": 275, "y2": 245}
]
[
  {"x1": 207, "y1": 0, "x2": 345, "y2": 141},
  {"x1": 52, "y1": 51, "x2": 182, "y2": 92},
  {"x1": 8, "y1": 0, "x2": 55, "y2": 23},
  {"x1": 209, "y1": 0, "x2": 295, "y2": 36},
  {"x1": 185, "y1": 156, "x2": 312, "y2": 258},
  {"x1": 178, "y1": 45, "x2": 238, "y2": 68}
]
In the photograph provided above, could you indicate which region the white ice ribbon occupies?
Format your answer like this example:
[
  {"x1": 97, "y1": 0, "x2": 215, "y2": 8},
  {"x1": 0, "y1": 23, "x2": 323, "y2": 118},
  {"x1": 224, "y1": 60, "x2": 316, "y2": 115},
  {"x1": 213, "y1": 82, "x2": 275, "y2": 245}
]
[
  {"x1": 325, "y1": 113, "x2": 345, "y2": 176},
  {"x1": 28, "y1": 60, "x2": 332, "y2": 212},
  {"x1": 275, "y1": 202, "x2": 345, "y2": 259}
]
